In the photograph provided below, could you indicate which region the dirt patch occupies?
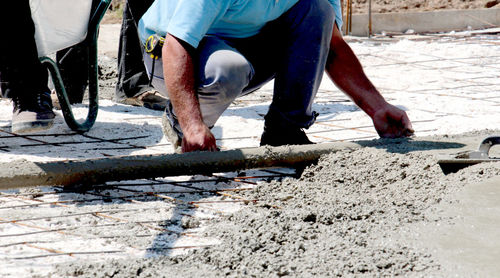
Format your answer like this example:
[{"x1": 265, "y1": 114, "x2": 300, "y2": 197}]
[
  {"x1": 54, "y1": 130, "x2": 500, "y2": 277},
  {"x1": 101, "y1": 0, "x2": 124, "y2": 24},
  {"x1": 96, "y1": 56, "x2": 118, "y2": 100}
]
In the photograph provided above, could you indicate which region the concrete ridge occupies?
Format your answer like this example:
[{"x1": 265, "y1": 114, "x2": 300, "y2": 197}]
[
  {"x1": 0, "y1": 142, "x2": 361, "y2": 189},
  {"x1": 348, "y1": 8, "x2": 500, "y2": 36}
]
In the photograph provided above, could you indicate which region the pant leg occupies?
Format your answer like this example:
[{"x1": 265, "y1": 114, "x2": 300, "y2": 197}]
[
  {"x1": 195, "y1": 36, "x2": 255, "y2": 127},
  {"x1": 191, "y1": 0, "x2": 333, "y2": 129},
  {"x1": 115, "y1": 0, "x2": 155, "y2": 101},
  {"x1": 0, "y1": 1, "x2": 49, "y2": 100},
  {"x1": 143, "y1": 36, "x2": 254, "y2": 128},
  {"x1": 260, "y1": 0, "x2": 334, "y2": 129}
]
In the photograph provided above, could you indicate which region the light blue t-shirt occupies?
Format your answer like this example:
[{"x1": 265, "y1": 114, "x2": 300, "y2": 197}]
[{"x1": 139, "y1": 0, "x2": 343, "y2": 49}]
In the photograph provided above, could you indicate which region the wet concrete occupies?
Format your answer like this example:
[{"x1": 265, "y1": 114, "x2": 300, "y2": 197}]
[
  {"x1": 413, "y1": 176, "x2": 500, "y2": 277},
  {"x1": 53, "y1": 130, "x2": 500, "y2": 277}
]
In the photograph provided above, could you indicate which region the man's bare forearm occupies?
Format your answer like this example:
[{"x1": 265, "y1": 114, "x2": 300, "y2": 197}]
[
  {"x1": 162, "y1": 34, "x2": 205, "y2": 135},
  {"x1": 162, "y1": 35, "x2": 217, "y2": 152},
  {"x1": 325, "y1": 25, "x2": 413, "y2": 138},
  {"x1": 325, "y1": 26, "x2": 386, "y2": 118}
]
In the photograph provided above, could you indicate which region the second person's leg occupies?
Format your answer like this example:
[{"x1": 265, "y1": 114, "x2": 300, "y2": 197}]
[
  {"x1": 0, "y1": 1, "x2": 55, "y2": 133},
  {"x1": 115, "y1": 0, "x2": 167, "y2": 110}
]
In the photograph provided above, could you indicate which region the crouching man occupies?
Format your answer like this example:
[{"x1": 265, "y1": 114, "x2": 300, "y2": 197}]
[{"x1": 138, "y1": 0, "x2": 414, "y2": 153}]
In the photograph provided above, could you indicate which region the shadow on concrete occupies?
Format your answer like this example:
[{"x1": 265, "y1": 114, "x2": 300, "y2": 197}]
[
  {"x1": 225, "y1": 102, "x2": 359, "y2": 121},
  {"x1": 97, "y1": 103, "x2": 163, "y2": 117},
  {"x1": 355, "y1": 137, "x2": 466, "y2": 154},
  {"x1": 0, "y1": 120, "x2": 164, "y2": 160},
  {"x1": 55, "y1": 172, "x2": 263, "y2": 258}
]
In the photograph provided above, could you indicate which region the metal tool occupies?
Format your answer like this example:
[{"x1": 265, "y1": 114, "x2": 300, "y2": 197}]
[{"x1": 438, "y1": 135, "x2": 500, "y2": 174}]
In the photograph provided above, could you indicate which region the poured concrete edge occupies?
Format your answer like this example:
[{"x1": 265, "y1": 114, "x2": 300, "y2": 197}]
[
  {"x1": 0, "y1": 142, "x2": 361, "y2": 189},
  {"x1": 348, "y1": 8, "x2": 500, "y2": 36}
]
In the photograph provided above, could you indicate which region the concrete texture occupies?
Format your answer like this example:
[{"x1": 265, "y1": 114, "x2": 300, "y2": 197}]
[
  {"x1": 52, "y1": 131, "x2": 500, "y2": 277},
  {"x1": 412, "y1": 176, "x2": 500, "y2": 276},
  {"x1": 349, "y1": 8, "x2": 500, "y2": 36}
]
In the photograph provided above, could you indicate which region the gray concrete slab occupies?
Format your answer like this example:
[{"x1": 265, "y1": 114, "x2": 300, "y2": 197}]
[
  {"x1": 413, "y1": 176, "x2": 500, "y2": 276},
  {"x1": 349, "y1": 8, "x2": 500, "y2": 36}
]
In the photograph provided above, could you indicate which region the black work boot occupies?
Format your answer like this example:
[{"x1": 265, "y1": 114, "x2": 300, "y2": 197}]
[
  {"x1": 260, "y1": 119, "x2": 316, "y2": 178},
  {"x1": 260, "y1": 121, "x2": 314, "y2": 147},
  {"x1": 11, "y1": 91, "x2": 56, "y2": 133}
]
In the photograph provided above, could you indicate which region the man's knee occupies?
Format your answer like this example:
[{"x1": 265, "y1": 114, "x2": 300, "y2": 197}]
[
  {"x1": 291, "y1": 0, "x2": 334, "y2": 32},
  {"x1": 310, "y1": 0, "x2": 335, "y2": 24},
  {"x1": 198, "y1": 52, "x2": 254, "y2": 102}
]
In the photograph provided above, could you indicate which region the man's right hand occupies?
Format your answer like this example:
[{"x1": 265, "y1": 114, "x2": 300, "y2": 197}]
[
  {"x1": 181, "y1": 123, "x2": 218, "y2": 152},
  {"x1": 372, "y1": 103, "x2": 414, "y2": 138}
]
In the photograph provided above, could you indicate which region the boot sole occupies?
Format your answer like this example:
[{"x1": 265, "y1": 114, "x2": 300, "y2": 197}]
[
  {"x1": 12, "y1": 119, "x2": 54, "y2": 134},
  {"x1": 161, "y1": 111, "x2": 182, "y2": 154}
]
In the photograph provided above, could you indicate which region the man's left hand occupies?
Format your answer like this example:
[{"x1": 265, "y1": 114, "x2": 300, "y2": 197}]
[{"x1": 372, "y1": 104, "x2": 414, "y2": 138}]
